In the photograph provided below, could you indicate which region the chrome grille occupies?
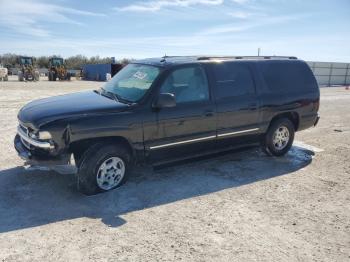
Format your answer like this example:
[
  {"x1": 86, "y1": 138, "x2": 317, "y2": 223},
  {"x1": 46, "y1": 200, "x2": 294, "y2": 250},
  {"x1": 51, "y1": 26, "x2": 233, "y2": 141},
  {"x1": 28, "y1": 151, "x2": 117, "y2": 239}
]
[
  {"x1": 18, "y1": 123, "x2": 31, "y2": 149},
  {"x1": 19, "y1": 123, "x2": 28, "y2": 135},
  {"x1": 17, "y1": 123, "x2": 53, "y2": 150}
]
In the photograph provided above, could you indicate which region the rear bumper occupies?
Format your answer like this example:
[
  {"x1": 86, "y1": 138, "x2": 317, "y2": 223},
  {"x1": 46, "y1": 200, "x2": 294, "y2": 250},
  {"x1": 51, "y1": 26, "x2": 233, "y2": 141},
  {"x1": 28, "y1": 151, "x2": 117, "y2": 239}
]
[
  {"x1": 298, "y1": 113, "x2": 320, "y2": 131},
  {"x1": 14, "y1": 135, "x2": 70, "y2": 166},
  {"x1": 314, "y1": 115, "x2": 320, "y2": 126}
]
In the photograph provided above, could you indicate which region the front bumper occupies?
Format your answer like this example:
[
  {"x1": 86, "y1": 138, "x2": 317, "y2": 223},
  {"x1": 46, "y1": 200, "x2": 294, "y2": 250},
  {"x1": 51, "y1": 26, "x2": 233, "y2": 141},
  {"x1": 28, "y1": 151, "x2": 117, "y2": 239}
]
[
  {"x1": 17, "y1": 125, "x2": 53, "y2": 149},
  {"x1": 14, "y1": 135, "x2": 70, "y2": 166},
  {"x1": 14, "y1": 134, "x2": 32, "y2": 161}
]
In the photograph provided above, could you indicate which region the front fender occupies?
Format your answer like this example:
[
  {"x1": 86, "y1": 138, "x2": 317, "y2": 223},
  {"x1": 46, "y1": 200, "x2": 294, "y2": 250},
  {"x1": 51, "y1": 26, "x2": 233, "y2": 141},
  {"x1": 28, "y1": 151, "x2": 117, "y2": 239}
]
[
  {"x1": 68, "y1": 113, "x2": 144, "y2": 152},
  {"x1": 40, "y1": 111, "x2": 145, "y2": 157}
]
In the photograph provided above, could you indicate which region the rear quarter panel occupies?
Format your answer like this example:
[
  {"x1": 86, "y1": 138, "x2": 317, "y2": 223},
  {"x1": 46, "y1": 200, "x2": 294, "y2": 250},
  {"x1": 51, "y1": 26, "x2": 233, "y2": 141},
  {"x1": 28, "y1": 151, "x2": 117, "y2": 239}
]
[{"x1": 254, "y1": 60, "x2": 320, "y2": 132}]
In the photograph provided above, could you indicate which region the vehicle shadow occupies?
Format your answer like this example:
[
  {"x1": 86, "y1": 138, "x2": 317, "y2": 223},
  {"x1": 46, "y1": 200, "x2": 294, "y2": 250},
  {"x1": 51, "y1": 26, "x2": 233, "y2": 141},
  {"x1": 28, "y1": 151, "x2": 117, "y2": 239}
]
[{"x1": 0, "y1": 145, "x2": 314, "y2": 233}]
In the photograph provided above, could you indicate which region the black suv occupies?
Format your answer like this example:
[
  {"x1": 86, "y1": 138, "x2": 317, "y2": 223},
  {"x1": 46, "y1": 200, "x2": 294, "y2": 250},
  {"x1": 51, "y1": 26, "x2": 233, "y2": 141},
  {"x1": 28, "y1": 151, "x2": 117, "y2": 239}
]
[{"x1": 14, "y1": 56, "x2": 320, "y2": 195}]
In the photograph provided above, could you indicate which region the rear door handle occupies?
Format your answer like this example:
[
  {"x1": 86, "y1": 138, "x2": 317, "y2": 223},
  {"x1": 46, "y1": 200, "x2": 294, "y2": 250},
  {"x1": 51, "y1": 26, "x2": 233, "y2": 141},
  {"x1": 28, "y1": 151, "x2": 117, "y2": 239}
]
[
  {"x1": 204, "y1": 110, "x2": 214, "y2": 117},
  {"x1": 248, "y1": 103, "x2": 257, "y2": 110}
]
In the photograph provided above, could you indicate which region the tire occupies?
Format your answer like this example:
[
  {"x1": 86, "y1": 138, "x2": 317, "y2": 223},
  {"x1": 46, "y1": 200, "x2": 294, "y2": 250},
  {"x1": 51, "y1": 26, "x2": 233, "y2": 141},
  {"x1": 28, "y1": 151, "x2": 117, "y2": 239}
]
[
  {"x1": 77, "y1": 143, "x2": 131, "y2": 195},
  {"x1": 34, "y1": 72, "x2": 40, "y2": 81},
  {"x1": 53, "y1": 73, "x2": 57, "y2": 81},
  {"x1": 261, "y1": 118, "x2": 295, "y2": 156},
  {"x1": 4, "y1": 75, "x2": 8, "y2": 81},
  {"x1": 18, "y1": 72, "x2": 24, "y2": 81},
  {"x1": 73, "y1": 152, "x2": 83, "y2": 168},
  {"x1": 48, "y1": 72, "x2": 53, "y2": 81}
]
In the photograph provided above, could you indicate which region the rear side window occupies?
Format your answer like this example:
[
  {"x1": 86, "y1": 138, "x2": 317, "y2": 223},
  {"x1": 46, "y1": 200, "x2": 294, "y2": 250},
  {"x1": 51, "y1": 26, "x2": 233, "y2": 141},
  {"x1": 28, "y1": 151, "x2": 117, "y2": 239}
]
[
  {"x1": 260, "y1": 61, "x2": 318, "y2": 93},
  {"x1": 212, "y1": 62, "x2": 255, "y2": 99}
]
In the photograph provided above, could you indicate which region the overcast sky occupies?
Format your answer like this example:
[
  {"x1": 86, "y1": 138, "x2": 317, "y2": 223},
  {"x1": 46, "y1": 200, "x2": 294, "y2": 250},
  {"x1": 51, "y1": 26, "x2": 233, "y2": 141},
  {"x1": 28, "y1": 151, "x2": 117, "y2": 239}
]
[{"x1": 0, "y1": 0, "x2": 349, "y2": 62}]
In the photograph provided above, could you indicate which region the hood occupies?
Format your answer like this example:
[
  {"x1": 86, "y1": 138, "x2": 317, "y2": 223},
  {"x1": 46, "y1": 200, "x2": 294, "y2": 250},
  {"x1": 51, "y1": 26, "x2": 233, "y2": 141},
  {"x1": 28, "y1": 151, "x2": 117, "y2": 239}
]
[{"x1": 18, "y1": 90, "x2": 129, "y2": 128}]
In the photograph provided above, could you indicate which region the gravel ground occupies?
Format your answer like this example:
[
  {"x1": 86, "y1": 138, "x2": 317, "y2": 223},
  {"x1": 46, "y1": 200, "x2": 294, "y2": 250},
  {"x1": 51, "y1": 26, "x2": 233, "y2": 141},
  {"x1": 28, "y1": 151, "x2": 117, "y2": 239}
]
[{"x1": 0, "y1": 76, "x2": 349, "y2": 262}]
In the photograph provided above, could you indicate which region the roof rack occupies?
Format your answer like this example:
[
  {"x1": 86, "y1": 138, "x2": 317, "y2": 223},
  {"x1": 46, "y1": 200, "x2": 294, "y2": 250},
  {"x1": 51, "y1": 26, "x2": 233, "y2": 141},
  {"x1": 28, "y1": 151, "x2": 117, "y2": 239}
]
[
  {"x1": 197, "y1": 56, "x2": 298, "y2": 60},
  {"x1": 160, "y1": 55, "x2": 199, "y2": 63}
]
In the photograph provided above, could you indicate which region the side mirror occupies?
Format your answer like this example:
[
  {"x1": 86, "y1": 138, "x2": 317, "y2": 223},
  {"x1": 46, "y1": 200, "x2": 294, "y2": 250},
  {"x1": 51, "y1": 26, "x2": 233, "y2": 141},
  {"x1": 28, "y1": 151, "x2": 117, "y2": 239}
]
[{"x1": 153, "y1": 93, "x2": 176, "y2": 109}]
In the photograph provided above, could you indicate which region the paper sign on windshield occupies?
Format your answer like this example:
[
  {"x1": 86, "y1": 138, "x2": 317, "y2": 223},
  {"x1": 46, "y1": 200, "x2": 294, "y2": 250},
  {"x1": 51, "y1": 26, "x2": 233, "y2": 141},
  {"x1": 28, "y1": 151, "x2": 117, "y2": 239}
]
[{"x1": 133, "y1": 71, "x2": 147, "y2": 80}]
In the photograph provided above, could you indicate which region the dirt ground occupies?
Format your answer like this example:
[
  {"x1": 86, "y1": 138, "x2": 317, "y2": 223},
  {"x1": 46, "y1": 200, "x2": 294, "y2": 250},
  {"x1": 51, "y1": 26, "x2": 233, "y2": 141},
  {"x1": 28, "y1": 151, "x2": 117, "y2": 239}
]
[{"x1": 0, "y1": 76, "x2": 349, "y2": 262}]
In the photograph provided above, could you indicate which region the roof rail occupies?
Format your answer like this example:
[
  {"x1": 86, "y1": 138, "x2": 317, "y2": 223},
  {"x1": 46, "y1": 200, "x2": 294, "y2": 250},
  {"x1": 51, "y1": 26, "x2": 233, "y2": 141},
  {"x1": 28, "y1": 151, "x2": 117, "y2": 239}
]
[
  {"x1": 160, "y1": 55, "x2": 199, "y2": 63},
  {"x1": 197, "y1": 56, "x2": 298, "y2": 60}
]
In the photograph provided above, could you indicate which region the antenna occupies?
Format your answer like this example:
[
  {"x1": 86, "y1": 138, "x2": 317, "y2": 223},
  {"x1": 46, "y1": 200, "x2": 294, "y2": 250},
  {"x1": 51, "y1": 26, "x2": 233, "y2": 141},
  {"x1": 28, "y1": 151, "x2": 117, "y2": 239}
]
[{"x1": 160, "y1": 54, "x2": 167, "y2": 63}]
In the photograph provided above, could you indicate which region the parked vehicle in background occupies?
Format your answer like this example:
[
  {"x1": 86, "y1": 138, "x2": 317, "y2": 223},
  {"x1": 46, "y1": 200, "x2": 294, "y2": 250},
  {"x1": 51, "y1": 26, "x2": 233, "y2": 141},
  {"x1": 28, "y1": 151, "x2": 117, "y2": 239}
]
[
  {"x1": 18, "y1": 56, "x2": 40, "y2": 81},
  {"x1": 0, "y1": 64, "x2": 8, "y2": 81},
  {"x1": 14, "y1": 56, "x2": 320, "y2": 195},
  {"x1": 48, "y1": 57, "x2": 71, "y2": 81}
]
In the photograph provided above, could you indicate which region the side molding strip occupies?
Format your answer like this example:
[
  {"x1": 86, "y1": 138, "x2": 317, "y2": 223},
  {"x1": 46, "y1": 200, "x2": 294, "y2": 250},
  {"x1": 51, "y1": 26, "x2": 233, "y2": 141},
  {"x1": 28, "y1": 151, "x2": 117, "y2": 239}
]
[
  {"x1": 150, "y1": 128, "x2": 260, "y2": 150},
  {"x1": 217, "y1": 128, "x2": 260, "y2": 137},
  {"x1": 150, "y1": 135, "x2": 216, "y2": 150}
]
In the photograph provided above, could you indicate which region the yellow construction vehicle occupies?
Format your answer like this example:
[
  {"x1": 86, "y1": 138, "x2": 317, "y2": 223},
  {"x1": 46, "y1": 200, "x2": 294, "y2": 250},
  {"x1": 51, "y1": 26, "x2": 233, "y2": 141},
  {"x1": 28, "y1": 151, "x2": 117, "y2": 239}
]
[
  {"x1": 48, "y1": 57, "x2": 71, "y2": 81},
  {"x1": 18, "y1": 56, "x2": 39, "y2": 81}
]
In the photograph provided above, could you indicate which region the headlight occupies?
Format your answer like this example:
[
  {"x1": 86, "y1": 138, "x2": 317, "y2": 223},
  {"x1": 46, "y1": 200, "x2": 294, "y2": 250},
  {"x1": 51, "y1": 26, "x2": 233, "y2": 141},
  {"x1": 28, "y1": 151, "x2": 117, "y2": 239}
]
[
  {"x1": 29, "y1": 132, "x2": 37, "y2": 139},
  {"x1": 27, "y1": 130, "x2": 52, "y2": 140},
  {"x1": 38, "y1": 131, "x2": 52, "y2": 140}
]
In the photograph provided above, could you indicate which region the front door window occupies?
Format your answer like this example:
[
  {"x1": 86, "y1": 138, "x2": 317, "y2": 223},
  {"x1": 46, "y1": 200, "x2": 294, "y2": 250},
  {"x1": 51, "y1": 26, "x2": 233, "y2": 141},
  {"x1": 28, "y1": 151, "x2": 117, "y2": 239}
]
[{"x1": 160, "y1": 66, "x2": 209, "y2": 103}]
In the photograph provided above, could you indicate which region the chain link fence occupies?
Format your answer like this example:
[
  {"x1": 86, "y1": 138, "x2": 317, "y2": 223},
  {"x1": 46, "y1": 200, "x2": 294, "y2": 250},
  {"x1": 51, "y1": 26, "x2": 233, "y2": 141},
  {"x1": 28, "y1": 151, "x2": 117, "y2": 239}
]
[{"x1": 307, "y1": 61, "x2": 350, "y2": 86}]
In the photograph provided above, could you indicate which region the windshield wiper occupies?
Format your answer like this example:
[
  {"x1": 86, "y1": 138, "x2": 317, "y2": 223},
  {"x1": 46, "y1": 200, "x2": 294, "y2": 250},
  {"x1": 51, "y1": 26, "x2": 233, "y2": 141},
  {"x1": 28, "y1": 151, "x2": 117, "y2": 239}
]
[
  {"x1": 99, "y1": 88, "x2": 135, "y2": 105},
  {"x1": 115, "y1": 95, "x2": 135, "y2": 105},
  {"x1": 99, "y1": 89, "x2": 116, "y2": 101}
]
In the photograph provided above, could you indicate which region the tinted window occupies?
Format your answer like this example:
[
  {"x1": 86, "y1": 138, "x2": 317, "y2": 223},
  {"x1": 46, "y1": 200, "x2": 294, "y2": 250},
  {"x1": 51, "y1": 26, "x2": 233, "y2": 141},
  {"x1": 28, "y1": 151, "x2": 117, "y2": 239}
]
[
  {"x1": 213, "y1": 62, "x2": 255, "y2": 99},
  {"x1": 160, "y1": 66, "x2": 209, "y2": 103},
  {"x1": 260, "y1": 61, "x2": 318, "y2": 93}
]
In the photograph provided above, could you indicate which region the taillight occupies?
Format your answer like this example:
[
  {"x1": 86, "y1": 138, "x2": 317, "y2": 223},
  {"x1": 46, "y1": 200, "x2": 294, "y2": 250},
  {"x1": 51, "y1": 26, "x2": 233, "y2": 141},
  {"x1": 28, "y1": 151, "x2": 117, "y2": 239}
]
[{"x1": 313, "y1": 100, "x2": 320, "y2": 112}]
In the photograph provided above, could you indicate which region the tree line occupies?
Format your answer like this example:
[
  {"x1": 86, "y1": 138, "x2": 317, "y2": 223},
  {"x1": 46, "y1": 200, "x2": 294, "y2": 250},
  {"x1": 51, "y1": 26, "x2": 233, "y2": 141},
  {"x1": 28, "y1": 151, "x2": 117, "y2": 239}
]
[{"x1": 0, "y1": 53, "x2": 133, "y2": 69}]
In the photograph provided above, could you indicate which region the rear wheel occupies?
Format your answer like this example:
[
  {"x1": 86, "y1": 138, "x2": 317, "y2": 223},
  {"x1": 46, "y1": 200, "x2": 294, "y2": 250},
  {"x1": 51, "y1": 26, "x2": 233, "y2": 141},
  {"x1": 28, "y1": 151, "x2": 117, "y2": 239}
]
[
  {"x1": 261, "y1": 118, "x2": 294, "y2": 156},
  {"x1": 77, "y1": 143, "x2": 131, "y2": 195},
  {"x1": 18, "y1": 72, "x2": 24, "y2": 81}
]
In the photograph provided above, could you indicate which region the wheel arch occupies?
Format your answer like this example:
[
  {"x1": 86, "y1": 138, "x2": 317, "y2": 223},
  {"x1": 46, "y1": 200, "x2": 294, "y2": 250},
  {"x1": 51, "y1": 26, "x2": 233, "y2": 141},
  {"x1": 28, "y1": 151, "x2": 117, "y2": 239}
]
[
  {"x1": 69, "y1": 136, "x2": 135, "y2": 161},
  {"x1": 269, "y1": 111, "x2": 300, "y2": 131}
]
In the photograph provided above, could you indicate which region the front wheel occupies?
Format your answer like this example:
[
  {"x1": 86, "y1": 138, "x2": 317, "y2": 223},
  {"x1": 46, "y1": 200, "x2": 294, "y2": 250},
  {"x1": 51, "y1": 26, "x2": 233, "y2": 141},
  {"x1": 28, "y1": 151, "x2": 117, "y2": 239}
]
[
  {"x1": 34, "y1": 72, "x2": 40, "y2": 81},
  {"x1": 77, "y1": 143, "x2": 131, "y2": 195},
  {"x1": 261, "y1": 118, "x2": 295, "y2": 156}
]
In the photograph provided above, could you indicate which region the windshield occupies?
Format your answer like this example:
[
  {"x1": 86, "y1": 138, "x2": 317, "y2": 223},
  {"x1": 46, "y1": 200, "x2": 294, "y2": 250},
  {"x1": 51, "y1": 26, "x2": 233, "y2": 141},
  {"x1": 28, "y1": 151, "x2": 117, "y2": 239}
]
[
  {"x1": 103, "y1": 64, "x2": 160, "y2": 102},
  {"x1": 20, "y1": 58, "x2": 33, "y2": 65},
  {"x1": 51, "y1": 58, "x2": 63, "y2": 66}
]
